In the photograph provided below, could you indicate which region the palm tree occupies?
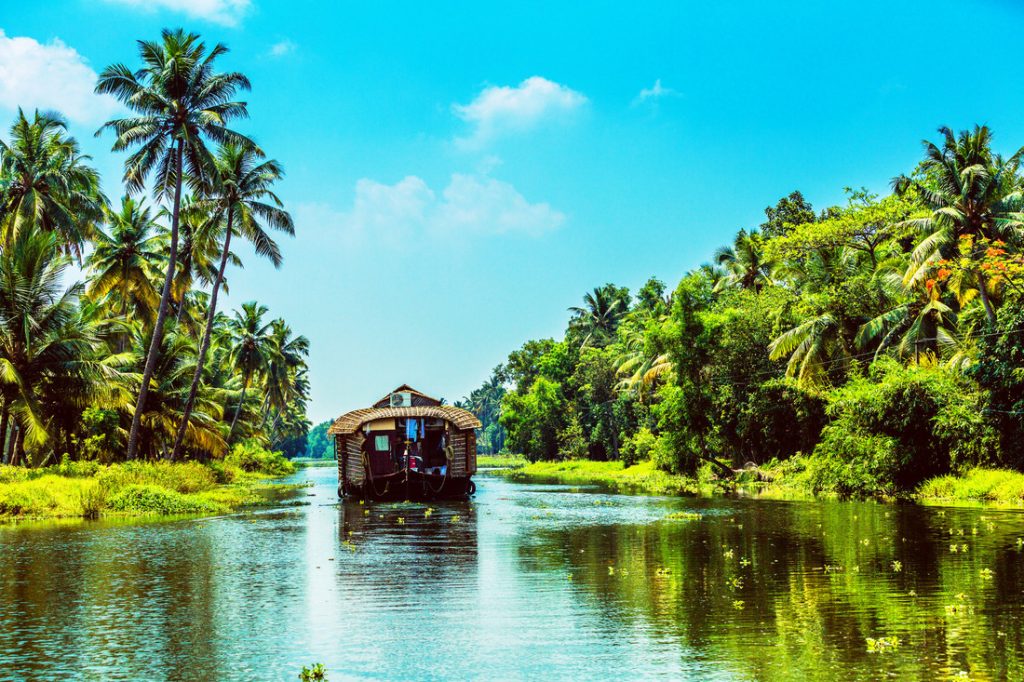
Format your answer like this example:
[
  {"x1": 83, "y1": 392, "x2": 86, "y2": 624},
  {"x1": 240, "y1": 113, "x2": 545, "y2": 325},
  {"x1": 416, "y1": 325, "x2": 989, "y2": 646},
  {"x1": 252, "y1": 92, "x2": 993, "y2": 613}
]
[
  {"x1": 171, "y1": 142, "x2": 291, "y2": 460},
  {"x1": 0, "y1": 231, "x2": 106, "y2": 465},
  {"x1": 768, "y1": 310, "x2": 848, "y2": 387},
  {"x1": 894, "y1": 125, "x2": 1024, "y2": 326},
  {"x1": 96, "y1": 28, "x2": 253, "y2": 460},
  {"x1": 85, "y1": 196, "x2": 163, "y2": 330},
  {"x1": 713, "y1": 229, "x2": 774, "y2": 292},
  {"x1": 260, "y1": 319, "x2": 309, "y2": 431},
  {"x1": 568, "y1": 286, "x2": 625, "y2": 346},
  {"x1": 0, "y1": 109, "x2": 104, "y2": 255},
  {"x1": 173, "y1": 196, "x2": 228, "y2": 323},
  {"x1": 225, "y1": 302, "x2": 273, "y2": 441},
  {"x1": 856, "y1": 265, "x2": 960, "y2": 363}
]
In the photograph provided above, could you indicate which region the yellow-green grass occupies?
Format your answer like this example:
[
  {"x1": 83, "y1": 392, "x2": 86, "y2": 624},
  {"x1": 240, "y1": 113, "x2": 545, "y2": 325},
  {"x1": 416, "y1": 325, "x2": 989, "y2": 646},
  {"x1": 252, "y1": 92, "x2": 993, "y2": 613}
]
[
  {"x1": 476, "y1": 454, "x2": 527, "y2": 468},
  {"x1": 917, "y1": 468, "x2": 1024, "y2": 508},
  {"x1": 499, "y1": 459, "x2": 708, "y2": 496},
  {"x1": 0, "y1": 450, "x2": 298, "y2": 522}
]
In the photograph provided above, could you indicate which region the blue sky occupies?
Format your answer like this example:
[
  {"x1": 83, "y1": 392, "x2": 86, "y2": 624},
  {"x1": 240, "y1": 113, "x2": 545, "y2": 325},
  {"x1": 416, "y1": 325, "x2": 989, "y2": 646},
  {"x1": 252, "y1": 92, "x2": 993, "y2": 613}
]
[{"x1": 3, "y1": 0, "x2": 1024, "y2": 423}]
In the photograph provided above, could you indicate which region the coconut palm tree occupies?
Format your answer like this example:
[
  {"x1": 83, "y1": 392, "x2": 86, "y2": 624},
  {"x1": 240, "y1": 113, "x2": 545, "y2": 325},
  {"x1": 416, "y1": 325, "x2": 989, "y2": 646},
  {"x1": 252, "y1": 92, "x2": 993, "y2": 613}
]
[
  {"x1": 260, "y1": 319, "x2": 309, "y2": 431},
  {"x1": 171, "y1": 142, "x2": 291, "y2": 460},
  {"x1": 568, "y1": 286, "x2": 625, "y2": 347},
  {"x1": 0, "y1": 231, "x2": 107, "y2": 465},
  {"x1": 97, "y1": 28, "x2": 254, "y2": 460},
  {"x1": 893, "y1": 125, "x2": 1024, "y2": 326},
  {"x1": 85, "y1": 196, "x2": 163, "y2": 330},
  {"x1": 225, "y1": 302, "x2": 273, "y2": 441},
  {"x1": 713, "y1": 229, "x2": 774, "y2": 292},
  {"x1": 0, "y1": 109, "x2": 104, "y2": 255}
]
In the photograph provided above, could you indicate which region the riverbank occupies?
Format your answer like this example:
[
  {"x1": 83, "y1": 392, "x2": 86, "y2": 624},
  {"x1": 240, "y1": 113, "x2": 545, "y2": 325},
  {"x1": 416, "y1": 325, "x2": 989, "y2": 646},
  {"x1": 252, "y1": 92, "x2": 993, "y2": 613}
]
[
  {"x1": 0, "y1": 443, "x2": 300, "y2": 521},
  {"x1": 484, "y1": 456, "x2": 1024, "y2": 507}
]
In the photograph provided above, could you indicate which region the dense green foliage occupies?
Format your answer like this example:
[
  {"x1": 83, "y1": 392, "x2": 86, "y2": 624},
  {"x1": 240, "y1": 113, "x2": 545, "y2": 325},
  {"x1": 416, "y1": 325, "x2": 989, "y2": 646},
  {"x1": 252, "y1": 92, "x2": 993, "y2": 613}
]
[
  {"x1": 0, "y1": 30, "x2": 311, "y2": 470},
  {"x1": 304, "y1": 420, "x2": 333, "y2": 459},
  {"x1": 464, "y1": 125, "x2": 1024, "y2": 497}
]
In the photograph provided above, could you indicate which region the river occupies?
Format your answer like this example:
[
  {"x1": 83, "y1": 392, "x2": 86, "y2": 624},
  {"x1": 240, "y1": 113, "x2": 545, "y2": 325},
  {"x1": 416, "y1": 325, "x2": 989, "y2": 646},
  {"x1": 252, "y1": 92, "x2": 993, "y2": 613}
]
[{"x1": 1, "y1": 465, "x2": 1024, "y2": 680}]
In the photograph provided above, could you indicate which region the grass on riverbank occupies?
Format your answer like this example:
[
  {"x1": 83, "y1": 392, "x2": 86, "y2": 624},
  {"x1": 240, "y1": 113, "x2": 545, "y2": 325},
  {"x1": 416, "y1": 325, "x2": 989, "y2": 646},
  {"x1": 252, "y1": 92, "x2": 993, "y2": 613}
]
[
  {"x1": 0, "y1": 442, "x2": 298, "y2": 521},
  {"x1": 497, "y1": 459, "x2": 713, "y2": 496},
  {"x1": 476, "y1": 454, "x2": 527, "y2": 468},
  {"x1": 917, "y1": 468, "x2": 1024, "y2": 507}
]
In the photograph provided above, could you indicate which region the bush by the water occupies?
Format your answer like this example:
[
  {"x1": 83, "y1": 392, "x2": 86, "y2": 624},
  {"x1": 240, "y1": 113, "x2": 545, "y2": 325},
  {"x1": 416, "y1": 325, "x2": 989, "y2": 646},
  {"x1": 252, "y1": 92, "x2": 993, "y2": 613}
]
[{"x1": 0, "y1": 443, "x2": 296, "y2": 520}]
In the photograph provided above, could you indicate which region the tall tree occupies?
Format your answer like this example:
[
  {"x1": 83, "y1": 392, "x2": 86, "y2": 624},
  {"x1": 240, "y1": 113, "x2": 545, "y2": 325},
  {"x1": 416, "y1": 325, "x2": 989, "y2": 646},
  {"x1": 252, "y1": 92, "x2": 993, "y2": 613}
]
[
  {"x1": 171, "y1": 142, "x2": 291, "y2": 460},
  {"x1": 894, "y1": 125, "x2": 1024, "y2": 327},
  {"x1": 568, "y1": 285, "x2": 628, "y2": 347},
  {"x1": 97, "y1": 28, "x2": 253, "y2": 459},
  {"x1": 0, "y1": 109, "x2": 104, "y2": 256},
  {"x1": 713, "y1": 228, "x2": 774, "y2": 292},
  {"x1": 225, "y1": 301, "x2": 272, "y2": 441}
]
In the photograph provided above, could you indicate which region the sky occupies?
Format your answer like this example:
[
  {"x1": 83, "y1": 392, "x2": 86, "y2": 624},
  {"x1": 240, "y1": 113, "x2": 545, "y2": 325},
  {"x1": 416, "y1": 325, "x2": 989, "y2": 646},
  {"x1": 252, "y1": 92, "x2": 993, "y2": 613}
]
[{"x1": 3, "y1": 0, "x2": 1024, "y2": 423}]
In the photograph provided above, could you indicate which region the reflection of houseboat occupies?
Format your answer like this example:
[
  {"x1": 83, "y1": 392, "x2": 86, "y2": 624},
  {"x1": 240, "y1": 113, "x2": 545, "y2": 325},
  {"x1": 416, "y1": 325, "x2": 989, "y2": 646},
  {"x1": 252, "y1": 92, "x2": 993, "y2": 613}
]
[{"x1": 330, "y1": 385, "x2": 482, "y2": 500}]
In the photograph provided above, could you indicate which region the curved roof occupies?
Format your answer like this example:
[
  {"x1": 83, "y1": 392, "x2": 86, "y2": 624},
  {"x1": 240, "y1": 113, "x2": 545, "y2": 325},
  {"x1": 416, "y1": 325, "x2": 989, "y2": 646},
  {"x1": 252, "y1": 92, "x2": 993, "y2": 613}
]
[{"x1": 328, "y1": 405, "x2": 481, "y2": 435}]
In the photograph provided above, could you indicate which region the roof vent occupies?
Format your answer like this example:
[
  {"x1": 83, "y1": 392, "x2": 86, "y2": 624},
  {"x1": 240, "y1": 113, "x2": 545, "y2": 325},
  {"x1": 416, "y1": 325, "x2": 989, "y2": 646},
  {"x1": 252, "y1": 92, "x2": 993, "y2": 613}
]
[{"x1": 390, "y1": 391, "x2": 412, "y2": 407}]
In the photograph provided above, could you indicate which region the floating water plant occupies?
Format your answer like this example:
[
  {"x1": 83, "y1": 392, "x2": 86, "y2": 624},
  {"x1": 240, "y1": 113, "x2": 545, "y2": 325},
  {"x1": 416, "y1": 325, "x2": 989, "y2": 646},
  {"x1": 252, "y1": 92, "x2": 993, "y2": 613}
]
[
  {"x1": 866, "y1": 636, "x2": 901, "y2": 653},
  {"x1": 666, "y1": 511, "x2": 701, "y2": 521},
  {"x1": 891, "y1": 561, "x2": 902, "y2": 573}
]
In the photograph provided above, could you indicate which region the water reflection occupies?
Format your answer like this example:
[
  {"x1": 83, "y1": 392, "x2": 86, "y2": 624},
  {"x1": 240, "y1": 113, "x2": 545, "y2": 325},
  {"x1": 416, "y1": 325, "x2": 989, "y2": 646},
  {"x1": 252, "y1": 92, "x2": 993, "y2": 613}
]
[{"x1": 2, "y1": 468, "x2": 1024, "y2": 680}]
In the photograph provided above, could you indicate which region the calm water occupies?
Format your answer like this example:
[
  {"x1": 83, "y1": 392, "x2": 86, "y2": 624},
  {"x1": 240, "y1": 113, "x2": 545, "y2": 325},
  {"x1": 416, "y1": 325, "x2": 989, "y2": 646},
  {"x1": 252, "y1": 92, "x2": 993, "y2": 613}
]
[{"x1": 2, "y1": 467, "x2": 1024, "y2": 681}]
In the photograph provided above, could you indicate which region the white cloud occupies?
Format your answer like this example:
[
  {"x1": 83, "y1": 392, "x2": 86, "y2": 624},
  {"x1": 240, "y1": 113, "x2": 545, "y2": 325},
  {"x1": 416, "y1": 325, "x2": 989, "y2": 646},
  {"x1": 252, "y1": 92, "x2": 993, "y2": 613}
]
[
  {"x1": 101, "y1": 0, "x2": 250, "y2": 26},
  {"x1": 298, "y1": 173, "x2": 564, "y2": 247},
  {"x1": 269, "y1": 40, "x2": 296, "y2": 58},
  {"x1": 633, "y1": 78, "x2": 680, "y2": 106},
  {"x1": 453, "y1": 76, "x2": 586, "y2": 149},
  {"x1": 0, "y1": 30, "x2": 118, "y2": 124}
]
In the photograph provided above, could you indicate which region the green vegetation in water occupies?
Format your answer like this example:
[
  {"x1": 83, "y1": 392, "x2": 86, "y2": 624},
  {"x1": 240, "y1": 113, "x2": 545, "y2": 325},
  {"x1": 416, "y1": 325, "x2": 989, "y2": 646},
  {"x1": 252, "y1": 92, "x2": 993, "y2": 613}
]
[
  {"x1": 299, "y1": 663, "x2": 327, "y2": 681},
  {"x1": 0, "y1": 442, "x2": 296, "y2": 521},
  {"x1": 917, "y1": 468, "x2": 1024, "y2": 507}
]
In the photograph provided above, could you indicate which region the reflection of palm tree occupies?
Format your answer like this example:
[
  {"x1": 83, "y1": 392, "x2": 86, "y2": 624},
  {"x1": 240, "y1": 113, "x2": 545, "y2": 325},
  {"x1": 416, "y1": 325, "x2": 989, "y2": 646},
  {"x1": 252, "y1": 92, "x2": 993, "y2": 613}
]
[
  {"x1": 568, "y1": 287, "x2": 624, "y2": 346},
  {"x1": 0, "y1": 109, "x2": 103, "y2": 256},
  {"x1": 894, "y1": 125, "x2": 1024, "y2": 325},
  {"x1": 97, "y1": 28, "x2": 253, "y2": 459},
  {"x1": 713, "y1": 229, "x2": 774, "y2": 292}
]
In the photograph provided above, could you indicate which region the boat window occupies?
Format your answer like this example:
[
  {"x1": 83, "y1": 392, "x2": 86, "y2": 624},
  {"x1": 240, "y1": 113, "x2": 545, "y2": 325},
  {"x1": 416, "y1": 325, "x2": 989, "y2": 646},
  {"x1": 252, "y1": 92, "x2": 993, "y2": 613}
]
[{"x1": 375, "y1": 435, "x2": 389, "y2": 451}]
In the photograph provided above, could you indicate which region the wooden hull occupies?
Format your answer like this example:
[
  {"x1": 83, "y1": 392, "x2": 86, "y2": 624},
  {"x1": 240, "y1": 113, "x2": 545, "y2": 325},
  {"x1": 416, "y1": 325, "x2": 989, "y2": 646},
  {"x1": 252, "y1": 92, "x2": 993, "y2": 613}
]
[{"x1": 339, "y1": 469, "x2": 475, "y2": 501}]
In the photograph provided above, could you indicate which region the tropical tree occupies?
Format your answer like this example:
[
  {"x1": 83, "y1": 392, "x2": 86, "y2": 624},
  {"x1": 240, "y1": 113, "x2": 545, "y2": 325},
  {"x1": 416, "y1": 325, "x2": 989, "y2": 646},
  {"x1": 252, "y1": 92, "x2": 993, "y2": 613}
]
[
  {"x1": 713, "y1": 229, "x2": 774, "y2": 292},
  {"x1": 97, "y1": 28, "x2": 253, "y2": 460},
  {"x1": 171, "y1": 141, "x2": 291, "y2": 460},
  {"x1": 894, "y1": 125, "x2": 1024, "y2": 325},
  {"x1": 0, "y1": 109, "x2": 103, "y2": 255},
  {"x1": 260, "y1": 319, "x2": 309, "y2": 431},
  {"x1": 225, "y1": 302, "x2": 272, "y2": 441},
  {"x1": 85, "y1": 196, "x2": 162, "y2": 329},
  {"x1": 568, "y1": 285, "x2": 627, "y2": 346}
]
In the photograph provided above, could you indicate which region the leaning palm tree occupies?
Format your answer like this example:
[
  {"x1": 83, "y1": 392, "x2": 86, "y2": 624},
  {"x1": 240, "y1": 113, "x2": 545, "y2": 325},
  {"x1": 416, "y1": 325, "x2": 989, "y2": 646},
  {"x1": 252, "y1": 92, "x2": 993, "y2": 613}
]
[
  {"x1": 0, "y1": 109, "x2": 104, "y2": 255},
  {"x1": 85, "y1": 196, "x2": 163, "y2": 330},
  {"x1": 171, "y1": 142, "x2": 292, "y2": 460},
  {"x1": 893, "y1": 125, "x2": 1024, "y2": 326},
  {"x1": 172, "y1": 196, "x2": 228, "y2": 323},
  {"x1": 96, "y1": 28, "x2": 253, "y2": 460},
  {"x1": 568, "y1": 287, "x2": 624, "y2": 346},
  {"x1": 769, "y1": 309, "x2": 849, "y2": 387},
  {"x1": 225, "y1": 302, "x2": 273, "y2": 441},
  {"x1": 713, "y1": 229, "x2": 774, "y2": 292}
]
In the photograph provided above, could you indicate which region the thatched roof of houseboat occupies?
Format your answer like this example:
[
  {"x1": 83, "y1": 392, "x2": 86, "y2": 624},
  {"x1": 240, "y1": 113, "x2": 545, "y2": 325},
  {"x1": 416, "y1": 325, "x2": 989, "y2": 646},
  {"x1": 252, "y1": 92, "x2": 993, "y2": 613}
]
[
  {"x1": 328, "y1": 405, "x2": 481, "y2": 436},
  {"x1": 372, "y1": 384, "x2": 442, "y2": 408}
]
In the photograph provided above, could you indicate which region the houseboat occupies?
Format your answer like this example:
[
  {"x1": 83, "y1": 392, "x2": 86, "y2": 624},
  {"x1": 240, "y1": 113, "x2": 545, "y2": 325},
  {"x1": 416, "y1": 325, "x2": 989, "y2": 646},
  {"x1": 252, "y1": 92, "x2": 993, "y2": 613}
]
[{"x1": 330, "y1": 385, "x2": 482, "y2": 500}]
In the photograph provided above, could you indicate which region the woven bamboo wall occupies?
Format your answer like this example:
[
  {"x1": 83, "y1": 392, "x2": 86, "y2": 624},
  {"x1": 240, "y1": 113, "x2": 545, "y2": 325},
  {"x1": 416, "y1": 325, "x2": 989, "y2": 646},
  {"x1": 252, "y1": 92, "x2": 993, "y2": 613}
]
[
  {"x1": 343, "y1": 434, "x2": 365, "y2": 486},
  {"x1": 449, "y1": 430, "x2": 467, "y2": 477}
]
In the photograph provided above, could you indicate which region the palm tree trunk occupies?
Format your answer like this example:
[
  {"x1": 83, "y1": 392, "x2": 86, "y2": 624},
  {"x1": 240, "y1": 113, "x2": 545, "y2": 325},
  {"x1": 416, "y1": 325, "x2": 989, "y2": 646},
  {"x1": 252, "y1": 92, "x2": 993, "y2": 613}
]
[
  {"x1": 170, "y1": 214, "x2": 232, "y2": 461},
  {"x1": 5, "y1": 424, "x2": 17, "y2": 466},
  {"x1": 0, "y1": 398, "x2": 9, "y2": 465},
  {"x1": 126, "y1": 139, "x2": 184, "y2": 461},
  {"x1": 227, "y1": 377, "x2": 249, "y2": 444},
  {"x1": 977, "y1": 270, "x2": 998, "y2": 327}
]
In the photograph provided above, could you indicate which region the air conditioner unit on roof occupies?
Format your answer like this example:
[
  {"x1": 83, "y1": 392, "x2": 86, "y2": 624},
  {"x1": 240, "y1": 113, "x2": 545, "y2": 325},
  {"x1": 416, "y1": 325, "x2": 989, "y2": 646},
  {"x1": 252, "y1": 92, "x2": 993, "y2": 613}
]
[{"x1": 390, "y1": 392, "x2": 412, "y2": 407}]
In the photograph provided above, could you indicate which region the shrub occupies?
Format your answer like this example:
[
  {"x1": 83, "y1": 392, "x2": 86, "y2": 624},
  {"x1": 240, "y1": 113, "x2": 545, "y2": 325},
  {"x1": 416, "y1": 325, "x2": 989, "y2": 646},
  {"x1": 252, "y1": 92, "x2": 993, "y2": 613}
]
[
  {"x1": 106, "y1": 484, "x2": 220, "y2": 515},
  {"x1": 811, "y1": 359, "x2": 998, "y2": 495},
  {"x1": 621, "y1": 427, "x2": 657, "y2": 467},
  {"x1": 96, "y1": 461, "x2": 218, "y2": 495},
  {"x1": 225, "y1": 441, "x2": 296, "y2": 476}
]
